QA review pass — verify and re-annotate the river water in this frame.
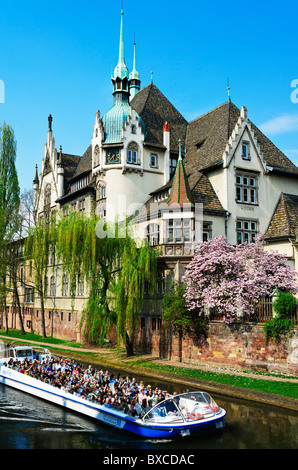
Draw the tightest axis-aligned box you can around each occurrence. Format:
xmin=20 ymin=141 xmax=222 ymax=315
xmin=0 ymin=365 xmax=297 ymax=451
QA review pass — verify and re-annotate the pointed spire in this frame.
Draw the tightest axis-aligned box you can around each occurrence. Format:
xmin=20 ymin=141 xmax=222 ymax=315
xmin=118 ymin=8 xmax=125 ymax=66
xmin=48 ymin=114 xmax=53 ymax=132
xmin=129 ymin=36 xmax=141 ymax=99
xmin=166 ymin=139 xmax=194 ymax=207
xmin=33 ymin=164 xmax=39 ymax=185
xmin=113 ymin=7 xmax=129 ymax=81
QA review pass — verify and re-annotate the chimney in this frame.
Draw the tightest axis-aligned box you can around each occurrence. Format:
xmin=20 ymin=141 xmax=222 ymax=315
xmin=163 ymin=121 xmax=170 ymax=184
xmin=57 ymin=146 xmax=64 ymax=198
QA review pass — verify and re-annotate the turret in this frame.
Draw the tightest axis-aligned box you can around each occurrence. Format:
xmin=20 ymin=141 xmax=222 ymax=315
xmin=129 ymin=41 xmax=141 ymax=100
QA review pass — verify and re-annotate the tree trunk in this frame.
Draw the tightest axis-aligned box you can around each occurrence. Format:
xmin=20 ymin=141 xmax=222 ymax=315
xmin=1 ymin=273 xmax=8 ymax=332
xmin=4 ymin=297 xmax=8 ymax=333
xmin=179 ymin=329 xmax=183 ymax=363
xmin=12 ymin=274 xmax=25 ymax=335
xmin=40 ymin=287 xmax=47 ymax=338
xmin=125 ymin=331 xmax=134 ymax=357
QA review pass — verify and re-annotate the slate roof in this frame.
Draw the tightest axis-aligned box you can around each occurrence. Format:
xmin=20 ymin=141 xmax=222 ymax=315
xmin=264 ymin=193 xmax=298 ymax=240
xmin=185 ymin=101 xmax=298 ymax=175
xmin=72 ymin=145 xmax=92 ymax=180
xmin=56 ymin=86 xmax=298 ymax=214
xmin=185 ymin=101 xmax=240 ymax=173
xmin=191 ymin=173 xmax=226 ymax=214
xmin=134 ymin=169 xmax=226 ymax=221
xmin=59 ymin=152 xmax=81 ymax=191
xmin=131 ymin=83 xmax=188 ymax=154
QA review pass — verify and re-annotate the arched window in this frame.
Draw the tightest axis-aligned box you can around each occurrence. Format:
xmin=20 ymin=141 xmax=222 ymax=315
xmin=44 ymin=184 xmax=51 ymax=206
xmin=146 ymin=223 xmax=160 ymax=246
xmin=97 ymin=181 xmax=106 ymax=200
xmin=94 ymin=145 xmax=100 ymax=167
xmin=44 ymin=184 xmax=51 ymax=222
xmin=127 ymin=142 xmax=139 ymax=165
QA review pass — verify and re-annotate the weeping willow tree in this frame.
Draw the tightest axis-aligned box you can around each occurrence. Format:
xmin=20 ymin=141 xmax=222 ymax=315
xmin=55 ymin=210 xmax=157 ymax=356
xmin=0 ymin=122 xmax=20 ymax=332
xmin=24 ymin=217 xmax=57 ymax=338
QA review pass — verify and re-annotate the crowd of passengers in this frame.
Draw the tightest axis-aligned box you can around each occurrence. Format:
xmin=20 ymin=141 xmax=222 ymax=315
xmin=4 ymin=356 xmax=177 ymax=418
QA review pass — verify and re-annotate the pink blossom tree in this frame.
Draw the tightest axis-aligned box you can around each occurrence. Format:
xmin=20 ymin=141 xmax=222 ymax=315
xmin=183 ymin=236 xmax=298 ymax=324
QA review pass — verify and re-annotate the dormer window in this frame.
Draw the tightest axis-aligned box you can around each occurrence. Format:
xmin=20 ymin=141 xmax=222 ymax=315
xmin=196 ymin=139 xmax=205 ymax=151
xmin=242 ymin=141 xmax=250 ymax=160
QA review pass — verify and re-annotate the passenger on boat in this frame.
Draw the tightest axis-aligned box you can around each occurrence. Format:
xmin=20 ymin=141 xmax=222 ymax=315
xmin=3 ymin=356 xmax=183 ymax=418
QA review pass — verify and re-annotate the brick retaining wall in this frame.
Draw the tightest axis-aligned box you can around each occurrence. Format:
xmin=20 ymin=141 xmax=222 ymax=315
xmin=136 ymin=320 xmax=298 ymax=376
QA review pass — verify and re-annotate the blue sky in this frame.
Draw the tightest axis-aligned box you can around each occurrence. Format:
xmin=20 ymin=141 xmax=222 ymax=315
xmin=1 ymin=0 xmax=298 ymax=191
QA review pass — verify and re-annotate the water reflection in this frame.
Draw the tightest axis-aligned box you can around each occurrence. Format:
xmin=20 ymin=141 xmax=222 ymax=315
xmin=0 ymin=370 xmax=297 ymax=449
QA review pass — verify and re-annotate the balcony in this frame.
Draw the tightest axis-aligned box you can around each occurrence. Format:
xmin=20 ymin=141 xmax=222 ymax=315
xmin=160 ymin=243 xmax=194 ymax=258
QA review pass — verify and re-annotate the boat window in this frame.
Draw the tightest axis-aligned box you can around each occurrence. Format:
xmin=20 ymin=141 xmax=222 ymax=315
xmin=16 ymin=349 xmax=33 ymax=358
xmin=143 ymin=399 xmax=184 ymax=423
xmin=173 ymin=392 xmax=220 ymax=420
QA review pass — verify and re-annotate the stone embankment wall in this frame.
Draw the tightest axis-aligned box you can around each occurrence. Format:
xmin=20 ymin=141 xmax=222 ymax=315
xmin=2 ymin=307 xmax=298 ymax=375
xmin=136 ymin=321 xmax=298 ymax=376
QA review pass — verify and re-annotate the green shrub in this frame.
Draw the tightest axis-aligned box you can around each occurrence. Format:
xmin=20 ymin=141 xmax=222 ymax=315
xmin=264 ymin=293 xmax=296 ymax=344
xmin=273 ymin=292 xmax=297 ymax=317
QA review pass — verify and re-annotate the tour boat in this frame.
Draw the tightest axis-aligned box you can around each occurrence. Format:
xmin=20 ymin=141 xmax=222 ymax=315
xmin=0 ymin=360 xmax=226 ymax=439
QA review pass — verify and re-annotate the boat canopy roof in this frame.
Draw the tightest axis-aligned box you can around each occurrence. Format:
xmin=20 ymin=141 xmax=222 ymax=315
xmin=143 ymin=391 xmax=221 ymax=424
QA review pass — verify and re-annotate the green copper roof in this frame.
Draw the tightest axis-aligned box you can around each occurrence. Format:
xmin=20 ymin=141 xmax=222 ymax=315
xmin=101 ymin=101 xmax=145 ymax=144
xmin=102 ymin=101 xmax=130 ymax=144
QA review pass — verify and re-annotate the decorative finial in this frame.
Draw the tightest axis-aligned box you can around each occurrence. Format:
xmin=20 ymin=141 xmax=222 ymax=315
xmin=48 ymin=114 xmax=53 ymax=131
xmin=227 ymin=77 xmax=231 ymax=102
xmin=178 ymin=139 xmax=182 ymax=161
xmin=133 ymin=34 xmax=137 ymax=71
